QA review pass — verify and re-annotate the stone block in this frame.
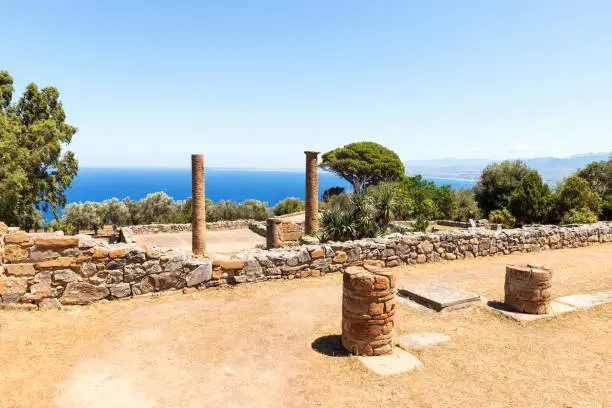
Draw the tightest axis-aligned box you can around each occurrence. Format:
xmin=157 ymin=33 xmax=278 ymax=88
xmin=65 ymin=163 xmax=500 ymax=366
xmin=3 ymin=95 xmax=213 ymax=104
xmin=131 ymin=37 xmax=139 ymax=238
xmin=399 ymin=282 xmax=480 ymax=312
xmin=110 ymin=283 xmax=132 ymax=298
xmin=332 ymin=251 xmax=348 ymax=263
xmin=5 ymin=232 xmax=30 ymax=244
xmin=91 ymin=248 xmax=109 ymax=259
xmin=398 ymin=332 xmax=450 ymax=349
xmin=109 ymin=248 xmax=127 ymax=259
xmin=39 ymin=298 xmax=61 ymax=310
xmin=34 ymin=236 xmax=79 ymax=249
xmin=5 ymin=263 xmax=36 ymax=277
xmin=4 ymin=245 xmax=29 ymax=263
xmin=221 ymin=259 xmax=245 ymax=270
xmin=36 ymin=257 xmax=75 ymax=269
xmin=186 ymin=261 xmax=213 ymax=287
xmin=357 ymin=348 xmax=423 ymax=376
xmin=53 ymin=269 xmax=79 ymax=284
xmin=61 ymin=282 xmax=109 ymax=305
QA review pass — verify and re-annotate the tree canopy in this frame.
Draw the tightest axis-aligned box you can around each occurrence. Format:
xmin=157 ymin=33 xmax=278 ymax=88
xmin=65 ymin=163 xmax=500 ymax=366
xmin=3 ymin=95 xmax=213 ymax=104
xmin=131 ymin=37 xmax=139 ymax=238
xmin=0 ymin=70 xmax=78 ymax=228
xmin=474 ymin=160 xmax=531 ymax=216
xmin=320 ymin=142 xmax=405 ymax=192
xmin=508 ymin=170 xmax=554 ymax=225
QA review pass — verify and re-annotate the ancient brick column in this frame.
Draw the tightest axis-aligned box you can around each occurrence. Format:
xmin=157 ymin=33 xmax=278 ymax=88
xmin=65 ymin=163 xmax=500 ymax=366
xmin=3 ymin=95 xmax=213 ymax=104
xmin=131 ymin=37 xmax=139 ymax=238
xmin=342 ymin=268 xmax=396 ymax=356
xmin=266 ymin=217 xmax=282 ymax=249
xmin=191 ymin=154 xmax=206 ymax=255
xmin=504 ymin=264 xmax=552 ymax=314
xmin=304 ymin=151 xmax=320 ymax=234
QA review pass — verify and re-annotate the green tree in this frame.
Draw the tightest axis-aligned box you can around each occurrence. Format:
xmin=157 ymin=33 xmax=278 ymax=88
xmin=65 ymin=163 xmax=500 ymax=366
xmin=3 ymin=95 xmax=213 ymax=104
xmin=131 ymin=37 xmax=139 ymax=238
xmin=322 ymin=186 xmax=345 ymax=202
xmin=555 ymin=175 xmax=602 ymax=222
xmin=273 ymin=197 xmax=305 ymax=216
xmin=453 ymin=188 xmax=481 ymax=221
xmin=0 ymin=70 xmax=78 ymax=228
xmin=576 ymin=160 xmax=612 ymax=220
xmin=103 ymin=198 xmax=131 ymax=226
xmin=508 ymin=170 xmax=554 ymax=225
xmin=488 ymin=208 xmax=516 ymax=229
xmin=320 ymin=142 xmax=405 ymax=192
xmin=474 ymin=160 xmax=530 ymax=216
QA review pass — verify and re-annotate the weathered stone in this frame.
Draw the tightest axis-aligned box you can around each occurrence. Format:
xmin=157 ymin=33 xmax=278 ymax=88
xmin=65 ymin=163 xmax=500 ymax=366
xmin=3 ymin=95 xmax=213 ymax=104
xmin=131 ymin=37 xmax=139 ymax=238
xmin=416 ymin=254 xmax=426 ymax=264
xmin=1 ymin=277 xmax=28 ymax=296
xmin=186 ymin=261 xmax=213 ymax=287
xmin=419 ymin=241 xmax=434 ymax=254
xmin=106 ymin=259 xmax=126 ymax=270
xmin=243 ymin=259 xmax=262 ymax=276
xmin=398 ymin=332 xmax=450 ymax=349
xmin=77 ymin=234 xmax=99 ymax=249
xmin=28 ymin=249 xmax=60 ymax=261
xmin=61 ymin=282 xmax=109 ymax=305
xmin=89 ymin=271 xmax=109 ymax=285
xmin=232 ymin=275 xmax=248 ymax=283
xmin=36 ymin=257 xmax=75 ymax=269
xmin=39 ymin=298 xmax=61 ymax=310
xmin=110 ymin=283 xmax=132 ymax=298
xmin=221 ymin=259 xmax=245 ymax=270
xmin=80 ymin=262 xmax=98 ymax=277
xmin=140 ymin=272 xmax=182 ymax=293
xmin=310 ymin=248 xmax=324 ymax=259
xmin=357 ymin=348 xmax=423 ymax=375
xmin=53 ymin=269 xmax=79 ymax=284
xmin=333 ymin=251 xmax=348 ymax=263
xmin=124 ymin=264 xmax=147 ymax=282
xmin=5 ymin=263 xmax=36 ymax=277
xmin=143 ymin=260 xmax=162 ymax=274
xmin=34 ymin=236 xmax=79 ymax=249
xmin=445 ymin=253 xmax=457 ymax=260
xmin=21 ymin=282 xmax=57 ymax=302
xmin=106 ymin=270 xmax=124 ymax=284
xmin=91 ymin=248 xmax=109 ymax=259
xmin=399 ymin=282 xmax=480 ymax=312
xmin=109 ymin=248 xmax=126 ymax=259
xmin=5 ymin=232 xmax=30 ymax=244
xmin=4 ymin=245 xmax=29 ymax=262
xmin=125 ymin=247 xmax=146 ymax=263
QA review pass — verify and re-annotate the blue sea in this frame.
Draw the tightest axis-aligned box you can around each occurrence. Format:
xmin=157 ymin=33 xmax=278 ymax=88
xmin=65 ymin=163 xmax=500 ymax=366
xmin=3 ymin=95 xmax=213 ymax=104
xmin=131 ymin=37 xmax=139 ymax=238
xmin=65 ymin=168 xmax=476 ymax=207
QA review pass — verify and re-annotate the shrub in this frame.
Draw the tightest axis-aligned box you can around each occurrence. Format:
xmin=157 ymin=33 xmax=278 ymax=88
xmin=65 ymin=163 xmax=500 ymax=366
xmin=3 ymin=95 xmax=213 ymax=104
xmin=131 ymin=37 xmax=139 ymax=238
xmin=273 ymin=197 xmax=305 ymax=216
xmin=488 ymin=208 xmax=516 ymax=229
xmin=508 ymin=170 xmax=554 ymax=225
xmin=554 ymin=176 xmax=602 ymax=222
xmin=413 ymin=215 xmax=429 ymax=232
xmin=561 ymin=208 xmax=598 ymax=225
xmin=322 ymin=186 xmax=345 ymax=202
xmin=453 ymin=188 xmax=481 ymax=221
xmin=236 ymin=199 xmax=269 ymax=220
xmin=474 ymin=160 xmax=531 ymax=216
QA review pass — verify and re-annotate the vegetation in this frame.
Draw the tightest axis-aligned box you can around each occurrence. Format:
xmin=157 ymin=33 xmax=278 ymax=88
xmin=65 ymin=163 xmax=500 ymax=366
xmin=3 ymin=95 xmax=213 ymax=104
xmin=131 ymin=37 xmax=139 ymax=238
xmin=273 ymin=197 xmax=305 ymax=216
xmin=508 ymin=171 xmax=554 ymax=225
xmin=320 ymin=142 xmax=405 ymax=192
xmin=554 ymin=176 xmax=602 ymax=223
xmin=453 ymin=188 xmax=481 ymax=221
xmin=321 ymin=186 xmax=345 ymax=202
xmin=488 ymin=208 xmax=516 ymax=229
xmin=575 ymin=159 xmax=612 ymax=220
xmin=0 ymin=70 xmax=78 ymax=229
xmin=474 ymin=160 xmax=531 ymax=216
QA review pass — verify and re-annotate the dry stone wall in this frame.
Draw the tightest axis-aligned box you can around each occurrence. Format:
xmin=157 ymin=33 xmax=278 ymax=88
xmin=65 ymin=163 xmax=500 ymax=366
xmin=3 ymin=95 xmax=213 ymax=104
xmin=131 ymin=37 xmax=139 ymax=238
xmin=126 ymin=220 xmax=253 ymax=235
xmin=0 ymin=222 xmax=611 ymax=308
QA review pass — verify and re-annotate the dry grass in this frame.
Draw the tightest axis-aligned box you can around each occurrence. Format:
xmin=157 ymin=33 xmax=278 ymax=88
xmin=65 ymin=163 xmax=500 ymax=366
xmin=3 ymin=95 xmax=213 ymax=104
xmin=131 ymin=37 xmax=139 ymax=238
xmin=0 ymin=244 xmax=611 ymax=408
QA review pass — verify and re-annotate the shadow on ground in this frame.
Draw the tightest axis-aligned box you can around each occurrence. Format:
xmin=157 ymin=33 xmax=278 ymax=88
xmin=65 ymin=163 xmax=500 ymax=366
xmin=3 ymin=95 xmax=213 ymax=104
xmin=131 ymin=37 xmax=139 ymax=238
xmin=311 ymin=335 xmax=350 ymax=357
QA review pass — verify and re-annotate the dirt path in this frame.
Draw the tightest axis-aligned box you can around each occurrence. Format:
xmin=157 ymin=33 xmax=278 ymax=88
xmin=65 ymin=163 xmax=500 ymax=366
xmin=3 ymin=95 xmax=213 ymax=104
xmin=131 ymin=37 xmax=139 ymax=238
xmin=1 ymin=244 xmax=611 ymax=408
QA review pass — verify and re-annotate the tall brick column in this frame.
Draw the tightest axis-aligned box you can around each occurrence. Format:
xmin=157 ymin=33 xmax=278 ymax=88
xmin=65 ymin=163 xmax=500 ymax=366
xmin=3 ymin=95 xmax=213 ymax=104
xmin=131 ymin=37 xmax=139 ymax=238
xmin=191 ymin=154 xmax=206 ymax=255
xmin=304 ymin=151 xmax=320 ymax=234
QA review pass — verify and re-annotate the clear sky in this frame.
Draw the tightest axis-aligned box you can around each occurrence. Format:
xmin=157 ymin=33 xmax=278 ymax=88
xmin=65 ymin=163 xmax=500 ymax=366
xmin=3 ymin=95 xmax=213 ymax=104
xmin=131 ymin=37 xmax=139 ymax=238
xmin=3 ymin=1 xmax=611 ymax=168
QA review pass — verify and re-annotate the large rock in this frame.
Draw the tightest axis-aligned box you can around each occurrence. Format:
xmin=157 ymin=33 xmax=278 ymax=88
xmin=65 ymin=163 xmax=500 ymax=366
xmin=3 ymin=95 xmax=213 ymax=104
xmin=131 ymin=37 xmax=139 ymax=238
xmin=34 ymin=236 xmax=79 ymax=249
xmin=4 ymin=245 xmax=29 ymax=262
xmin=61 ymin=282 xmax=109 ymax=305
xmin=110 ymin=283 xmax=132 ymax=298
xmin=186 ymin=261 xmax=213 ymax=287
xmin=5 ymin=263 xmax=36 ymax=277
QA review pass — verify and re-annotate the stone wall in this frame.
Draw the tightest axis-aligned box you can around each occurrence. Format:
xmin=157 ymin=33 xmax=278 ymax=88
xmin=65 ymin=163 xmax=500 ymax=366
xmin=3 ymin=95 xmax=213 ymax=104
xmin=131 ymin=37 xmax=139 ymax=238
xmin=127 ymin=220 xmax=253 ymax=235
xmin=1 ymin=222 xmax=611 ymax=308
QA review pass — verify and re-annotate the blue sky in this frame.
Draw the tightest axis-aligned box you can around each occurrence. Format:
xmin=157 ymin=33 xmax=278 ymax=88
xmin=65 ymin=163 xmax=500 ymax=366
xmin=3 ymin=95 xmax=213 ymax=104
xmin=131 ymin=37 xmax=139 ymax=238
xmin=3 ymin=1 xmax=611 ymax=168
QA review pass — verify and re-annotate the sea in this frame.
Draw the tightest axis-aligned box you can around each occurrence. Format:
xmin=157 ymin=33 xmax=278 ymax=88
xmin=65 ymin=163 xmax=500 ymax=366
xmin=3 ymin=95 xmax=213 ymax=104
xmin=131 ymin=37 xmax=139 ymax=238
xmin=64 ymin=168 xmax=476 ymax=207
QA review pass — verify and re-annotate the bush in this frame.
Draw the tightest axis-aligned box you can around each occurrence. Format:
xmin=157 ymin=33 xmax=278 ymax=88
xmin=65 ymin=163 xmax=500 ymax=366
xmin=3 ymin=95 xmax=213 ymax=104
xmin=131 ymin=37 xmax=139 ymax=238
xmin=236 ymin=199 xmax=269 ymax=220
xmin=474 ymin=160 xmax=531 ymax=216
xmin=561 ymin=208 xmax=598 ymax=225
xmin=508 ymin=170 xmax=554 ymax=225
xmin=488 ymin=208 xmax=516 ymax=229
xmin=273 ymin=197 xmax=305 ymax=216
xmin=413 ymin=216 xmax=429 ymax=232
xmin=322 ymin=186 xmax=345 ymax=202
xmin=453 ymin=188 xmax=480 ymax=221
xmin=554 ymin=176 xmax=601 ymax=222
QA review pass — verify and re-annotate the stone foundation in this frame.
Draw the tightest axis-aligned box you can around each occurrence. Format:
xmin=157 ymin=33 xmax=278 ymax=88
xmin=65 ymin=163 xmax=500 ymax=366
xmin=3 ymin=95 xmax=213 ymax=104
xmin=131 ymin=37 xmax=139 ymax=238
xmin=504 ymin=264 xmax=553 ymax=314
xmin=125 ymin=220 xmax=253 ymax=235
xmin=342 ymin=267 xmax=396 ymax=356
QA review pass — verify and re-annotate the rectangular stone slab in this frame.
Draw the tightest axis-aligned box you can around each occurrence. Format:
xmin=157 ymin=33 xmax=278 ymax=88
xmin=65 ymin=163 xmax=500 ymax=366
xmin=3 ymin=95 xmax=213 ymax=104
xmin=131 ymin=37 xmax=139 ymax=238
xmin=489 ymin=300 xmax=576 ymax=322
xmin=357 ymin=348 xmax=423 ymax=376
xmin=556 ymin=291 xmax=612 ymax=309
xmin=399 ymin=282 xmax=480 ymax=312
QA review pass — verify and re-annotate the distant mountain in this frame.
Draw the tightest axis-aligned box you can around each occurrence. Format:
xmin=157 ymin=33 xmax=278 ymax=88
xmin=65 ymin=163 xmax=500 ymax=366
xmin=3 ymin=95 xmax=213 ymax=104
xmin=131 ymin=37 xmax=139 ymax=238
xmin=404 ymin=153 xmax=610 ymax=184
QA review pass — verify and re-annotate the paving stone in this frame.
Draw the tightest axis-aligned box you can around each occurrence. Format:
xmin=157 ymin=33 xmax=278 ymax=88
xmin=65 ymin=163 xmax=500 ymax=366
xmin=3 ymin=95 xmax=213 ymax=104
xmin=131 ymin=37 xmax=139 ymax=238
xmin=398 ymin=332 xmax=450 ymax=349
xmin=399 ymin=282 xmax=480 ymax=312
xmin=396 ymin=296 xmax=435 ymax=314
xmin=357 ymin=347 xmax=423 ymax=376
xmin=556 ymin=291 xmax=612 ymax=309
xmin=488 ymin=300 xmax=576 ymax=322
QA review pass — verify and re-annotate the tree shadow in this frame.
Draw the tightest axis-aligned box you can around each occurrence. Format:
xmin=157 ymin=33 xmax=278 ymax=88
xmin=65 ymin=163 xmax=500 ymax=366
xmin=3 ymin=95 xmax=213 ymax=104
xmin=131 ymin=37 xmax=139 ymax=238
xmin=311 ymin=335 xmax=350 ymax=357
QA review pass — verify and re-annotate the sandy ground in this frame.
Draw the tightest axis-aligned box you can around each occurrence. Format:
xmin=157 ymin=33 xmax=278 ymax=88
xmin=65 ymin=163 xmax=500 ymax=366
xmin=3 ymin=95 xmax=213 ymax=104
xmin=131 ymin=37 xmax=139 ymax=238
xmin=134 ymin=229 xmax=265 ymax=257
xmin=1 ymin=244 xmax=611 ymax=408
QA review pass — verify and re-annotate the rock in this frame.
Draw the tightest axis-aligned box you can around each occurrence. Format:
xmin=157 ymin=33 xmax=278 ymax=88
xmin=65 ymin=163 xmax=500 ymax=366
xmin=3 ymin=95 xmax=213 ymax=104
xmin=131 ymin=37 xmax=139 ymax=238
xmin=53 ymin=269 xmax=79 ymax=284
xmin=445 ymin=253 xmax=457 ymax=260
xmin=124 ymin=264 xmax=147 ymax=282
xmin=80 ymin=262 xmax=98 ymax=277
xmin=109 ymin=248 xmax=126 ymax=258
xmin=106 ymin=258 xmax=126 ymax=270
xmin=39 ymin=298 xmax=61 ymax=310
xmin=4 ymin=245 xmax=29 ymax=262
xmin=5 ymin=263 xmax=36 ymax=277
xmin=34 ymin=236 xmax=79 ymax=249
xmin=186 ymin=261 xmax=213 ymax=287
xmin=91 ymin=248 xmax=109 ymax=259
xmin=5 ymin=232 xmax=30 ymax=244
xmin=333 ymin=251 xmax=348 ymax=263
xmin=416 ymin=254 xmax=426 ymax=264
xmin=143 ymin=260 xmax=162 ymax=274
xmin=119 ymin=227 xmax=136 ymax=244
xmin=419 ymin=241 xmax=434 ymax=254
xmin=36 ymin=257 xmax=75 ymax=269
xmin=243 ymin=259 xmax=262 ymax=276
xmin=299 ymin=235 xmax=320 ymax=245
xmin=106 ymin=270 xmax=124 ymax=284
xmin=2 ymin=277 xmax=28 ymax=296
xmin=29 ymin=249 xmax=61 ymax=261
xmin=232 ymin=275 xmax=248 ymax=284
xmin=110 ymin=283 xmax=132 ymax=298
xmin=77 ymin=234 xmax=100 ymax=249
xmin=125 ymin=247 xmax=146 ymax=263
xmin=140 ymin=272 xmax=182 ymax=293
xmin=221 ymin=259 xmax=245 ymax=270
xmin=61 ymin=282 xmax=109 ymax=305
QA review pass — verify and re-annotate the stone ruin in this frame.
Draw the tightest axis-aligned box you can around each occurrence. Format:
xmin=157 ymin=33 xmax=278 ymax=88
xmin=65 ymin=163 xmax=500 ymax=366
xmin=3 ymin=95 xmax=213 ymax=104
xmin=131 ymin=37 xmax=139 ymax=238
xmin=504 ymin=264 xmax=553 ymax=314
xmin=342 ymin=267 xmax=397 ymax=356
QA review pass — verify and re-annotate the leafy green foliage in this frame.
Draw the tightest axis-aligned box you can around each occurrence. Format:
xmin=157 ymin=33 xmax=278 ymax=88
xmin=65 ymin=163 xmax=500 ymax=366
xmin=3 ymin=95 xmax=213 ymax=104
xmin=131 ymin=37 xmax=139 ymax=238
xmin=508 ymin=171 xmax=554 ymax=225
xmin=392 ymin=176 xmax=455 ymax=221
xmin=453 ymin=188 xmax=481 ymax=221
xmin=474 ymin=161 xmax=531 ymax=216
xmin=0 ymin=70 xmax=78 ymax=229
xmin=321 ymin=186 xmax=345 ymax=202
xmin=413 ymin=216 xmax=429 ymax=232
xmin=205 ymin=199 xmax=269 ymax=222
xmin=575 ymin=160 xmax=612 ymax=220
xmin=320 ymin=142 xmax=405 ymax=192
xmin=560 ymin=207 xmax=598 ymax=225
xmin=488 ymin=208 xmax=516 ymax=229
xmin=554 ymin=175 xmax=602 ymax=223
xmin=272 ymin=197 xmax=305 ymax=216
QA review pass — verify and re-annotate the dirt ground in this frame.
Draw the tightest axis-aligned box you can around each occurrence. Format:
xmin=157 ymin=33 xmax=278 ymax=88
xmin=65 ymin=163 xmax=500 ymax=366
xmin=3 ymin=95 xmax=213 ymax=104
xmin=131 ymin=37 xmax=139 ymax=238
xmin=134 ymin=229 xmax=265 ymax=257
xmin=1 ymin=244 xmax=611 ymax=408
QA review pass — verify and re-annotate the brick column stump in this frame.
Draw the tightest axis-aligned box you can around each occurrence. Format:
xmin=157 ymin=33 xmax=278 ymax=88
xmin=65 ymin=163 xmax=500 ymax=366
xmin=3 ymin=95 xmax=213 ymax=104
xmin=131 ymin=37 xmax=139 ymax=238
xmin=504 ymin=264 xmax=552 ymax=314
xmin=342 ymin=268 xmax=397 ymax=356
xmin=304 ymin=151 xmax=320 ymax=234
xmin=266 ymin=218 xmax=283 ymax=249
xmin=191 ymin=154 xmax=206 ymax=255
